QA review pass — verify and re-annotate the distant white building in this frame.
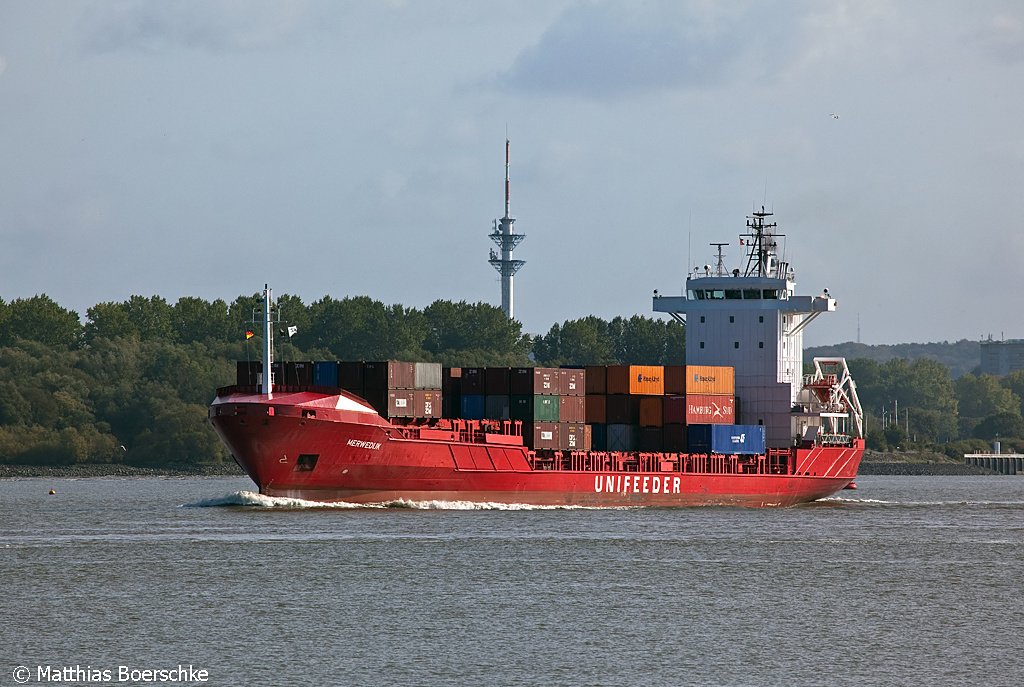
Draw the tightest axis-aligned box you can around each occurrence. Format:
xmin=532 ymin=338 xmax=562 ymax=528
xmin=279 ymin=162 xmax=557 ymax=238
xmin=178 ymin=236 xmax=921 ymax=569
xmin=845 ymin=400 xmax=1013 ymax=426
xmin=979 ymin=339 xmax=1024 ymax=376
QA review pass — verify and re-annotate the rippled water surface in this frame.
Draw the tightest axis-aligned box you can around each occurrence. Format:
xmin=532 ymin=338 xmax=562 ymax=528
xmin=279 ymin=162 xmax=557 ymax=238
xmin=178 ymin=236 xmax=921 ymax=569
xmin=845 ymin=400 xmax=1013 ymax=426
xmin=2 ymin=476 xmax=1022 ymax=686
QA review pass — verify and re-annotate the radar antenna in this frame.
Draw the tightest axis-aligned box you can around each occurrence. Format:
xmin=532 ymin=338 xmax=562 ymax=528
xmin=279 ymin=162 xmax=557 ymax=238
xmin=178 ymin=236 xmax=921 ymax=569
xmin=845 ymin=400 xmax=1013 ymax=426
xmin=710 ymin=243 xmax=729 ymax=276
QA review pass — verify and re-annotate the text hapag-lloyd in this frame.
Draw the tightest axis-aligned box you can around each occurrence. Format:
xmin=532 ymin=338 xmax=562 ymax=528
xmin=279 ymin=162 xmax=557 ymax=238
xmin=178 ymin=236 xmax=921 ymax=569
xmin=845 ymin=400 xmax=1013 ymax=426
xmin=636 ymin=374 xmax=661 ymax=383
xmin=594 ymin=474 xmax=681 ymax=494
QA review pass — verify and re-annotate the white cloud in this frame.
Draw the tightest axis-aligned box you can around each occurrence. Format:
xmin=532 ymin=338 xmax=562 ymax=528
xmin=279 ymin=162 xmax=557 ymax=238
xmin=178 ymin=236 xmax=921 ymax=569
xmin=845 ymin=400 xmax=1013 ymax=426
xmin=496 ymin=1 xmax=800 ymax=98
xmin=81 ymin=0 xmax=310 ymax=54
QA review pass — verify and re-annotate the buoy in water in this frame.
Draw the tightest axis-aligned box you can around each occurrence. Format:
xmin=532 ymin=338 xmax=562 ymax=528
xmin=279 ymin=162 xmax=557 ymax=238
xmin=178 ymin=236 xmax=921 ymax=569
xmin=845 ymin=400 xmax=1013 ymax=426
xmin=48 ymin=489 xmax=56 ymax=495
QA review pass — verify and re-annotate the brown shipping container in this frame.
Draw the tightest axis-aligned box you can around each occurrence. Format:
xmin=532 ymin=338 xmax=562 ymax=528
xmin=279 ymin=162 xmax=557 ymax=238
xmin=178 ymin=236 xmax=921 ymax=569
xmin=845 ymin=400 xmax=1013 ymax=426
xmin=531 ymin=422 xmax=561 ymax=451
xmin=388 ymin=390 xmax=416 ymax=418
xmin=686 ymin=365 xmax=735 ymax=396
xmin=686 ymin=394 xmax=735 ymax=424
xmin=485 ymin=367 xmax=511 ymax=395
xmin=533 ymin=367 xmax=561 ymax=395
xmin=638 ymin=396 xmax=664 ymax=427
xmin=414 ymin=390 xmax=442 ymax=418
xmin=559 ymin=369 xmax=585 ymax=396
xmin=585 ymin=365 xmax=607 ymax=395
xmin=605 ymin=395 xmax=639 ymax=424
xmin=561 ymin=423 xmax=592 ymax=451
xmin=605 ymin=366 xmax=630 ymax=395
xmin=460 ymin=367 xmax=486 ymax=395
xmin=364 ymin=361 xmax=414 ymax=390
xmin=663 ymin=395 xmax=686 ymax=424
xmin=585 ymin=395 xmax=607 ymax=424
xmin=664 ymin=366 xmax=686 ymax=394
xmin=559 ymin=395 xmax=586 ymax=423
xmin=663 ymin=424 xmax=687 ymax=452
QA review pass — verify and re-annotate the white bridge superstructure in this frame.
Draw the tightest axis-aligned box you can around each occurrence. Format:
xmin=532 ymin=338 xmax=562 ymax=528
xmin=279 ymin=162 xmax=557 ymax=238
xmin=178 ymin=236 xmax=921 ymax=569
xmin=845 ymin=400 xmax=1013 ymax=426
xmin=653 ymin=208 xmax=861 ymax=448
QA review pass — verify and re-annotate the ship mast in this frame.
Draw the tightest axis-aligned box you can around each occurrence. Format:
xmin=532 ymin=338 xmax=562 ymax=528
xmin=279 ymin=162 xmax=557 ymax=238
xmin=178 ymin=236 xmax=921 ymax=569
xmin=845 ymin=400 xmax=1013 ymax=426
xmin=262 ymin=284 xmax=274 ymax=395
xmin=488 ymin=139 xmax=525 ymax=319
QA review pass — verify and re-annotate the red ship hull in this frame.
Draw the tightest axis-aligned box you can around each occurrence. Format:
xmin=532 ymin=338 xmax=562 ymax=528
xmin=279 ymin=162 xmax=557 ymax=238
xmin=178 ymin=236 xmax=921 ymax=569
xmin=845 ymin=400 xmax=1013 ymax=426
xmin=210 ymin=389 xmax=863 ymax=508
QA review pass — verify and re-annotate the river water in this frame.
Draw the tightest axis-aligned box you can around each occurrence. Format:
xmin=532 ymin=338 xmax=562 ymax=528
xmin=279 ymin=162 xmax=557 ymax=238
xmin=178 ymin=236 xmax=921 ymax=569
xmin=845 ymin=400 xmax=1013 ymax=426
xmin=1 ymin=475 xmax=1022 ymax=686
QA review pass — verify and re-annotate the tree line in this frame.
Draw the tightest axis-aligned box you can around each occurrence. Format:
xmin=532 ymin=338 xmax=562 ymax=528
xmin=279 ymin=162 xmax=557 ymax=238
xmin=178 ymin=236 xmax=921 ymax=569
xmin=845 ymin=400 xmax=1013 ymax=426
xmin=0 ymin=293 xmax=683 ymax=466
xmin=0 ymin=293 xmax=1020 ymax=466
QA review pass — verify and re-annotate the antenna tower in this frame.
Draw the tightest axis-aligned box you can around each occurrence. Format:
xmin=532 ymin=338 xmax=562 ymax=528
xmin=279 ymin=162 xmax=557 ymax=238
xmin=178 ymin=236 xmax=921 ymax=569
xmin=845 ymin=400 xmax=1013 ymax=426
xmin=488 ymin=139 xmax=525 ymax=319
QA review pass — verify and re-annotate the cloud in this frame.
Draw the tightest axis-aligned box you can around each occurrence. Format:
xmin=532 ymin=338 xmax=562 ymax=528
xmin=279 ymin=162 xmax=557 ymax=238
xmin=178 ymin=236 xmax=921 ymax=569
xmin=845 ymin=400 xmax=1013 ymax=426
xmin=969 ymin=12 xmax=1024 ymax=63
xmin=81 ymin=0 xmax=309 ymax=54
xmin=495 ymin=1 xmax=800 ymax=98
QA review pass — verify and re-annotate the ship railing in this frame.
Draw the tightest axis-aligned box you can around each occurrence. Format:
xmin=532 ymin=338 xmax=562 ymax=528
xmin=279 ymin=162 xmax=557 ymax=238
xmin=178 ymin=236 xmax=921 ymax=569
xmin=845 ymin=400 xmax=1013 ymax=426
xmin=816 ymin=433 xmax=854 ymax=447
xmin=528 ymin=450 xmax=790 ymax=476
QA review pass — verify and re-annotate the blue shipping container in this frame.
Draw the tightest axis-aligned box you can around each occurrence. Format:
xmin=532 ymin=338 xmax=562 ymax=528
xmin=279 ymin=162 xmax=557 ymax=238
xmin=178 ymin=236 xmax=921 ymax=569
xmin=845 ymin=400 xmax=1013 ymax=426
xmin=313 ymin=361 xmax=339 ymax=387
xmin=687 ymin=424 xmax=765 ymax=455
xmin=460 ymin=394 xmax=486 ymax=420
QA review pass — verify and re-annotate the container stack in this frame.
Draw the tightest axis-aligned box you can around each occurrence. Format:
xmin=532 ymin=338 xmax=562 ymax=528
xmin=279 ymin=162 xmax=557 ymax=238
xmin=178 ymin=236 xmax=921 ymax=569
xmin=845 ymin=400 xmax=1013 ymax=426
xmin=442 ymin=366 xmax=589 ymax=451
xmin=303 ymin=360 xmax=443 ymax=419
xmin=585 ymin=364 xmax=736 ymax=452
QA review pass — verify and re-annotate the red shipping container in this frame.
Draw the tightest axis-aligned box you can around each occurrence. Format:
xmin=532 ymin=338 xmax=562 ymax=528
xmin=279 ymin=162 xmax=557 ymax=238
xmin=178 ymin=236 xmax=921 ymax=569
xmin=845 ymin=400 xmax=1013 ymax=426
xmin=585 ymin=366 xmax=607 ymax=395
xmin=663 ymin=395 xmax=687 ymax=424
xmin=638 ymin=396 xmax=664 ymax=427
xmin=559 ymin=395 xmax=585 ymax=423
xmin=586 ymin=395 xmax=607 ymax=424
xmin=686 ymin=394 xmax=735 ymax=424
xmin=558 ymin=369 xmax=585 ymax=396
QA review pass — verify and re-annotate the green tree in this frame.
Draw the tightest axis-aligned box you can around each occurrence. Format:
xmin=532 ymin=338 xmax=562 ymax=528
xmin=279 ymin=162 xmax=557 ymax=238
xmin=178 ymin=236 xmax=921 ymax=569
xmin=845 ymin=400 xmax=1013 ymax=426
xmin=972 ymin=412 xmax=1024 ymax=441
xmin=955 ymin=374 xmax=1020 ymax=418
xmin=173 ymin=297 xmax=234 ymax=344
xmin=1 ymin=295 xmax=82 ymax=348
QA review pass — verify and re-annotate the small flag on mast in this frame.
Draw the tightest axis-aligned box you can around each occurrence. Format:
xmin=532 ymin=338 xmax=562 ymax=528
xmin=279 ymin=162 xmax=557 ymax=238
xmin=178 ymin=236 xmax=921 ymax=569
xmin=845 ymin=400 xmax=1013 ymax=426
xmin=287 ymin=325 xmax=298 ymax=338
xmin=245 ymin=330 xmax=254 ymax=339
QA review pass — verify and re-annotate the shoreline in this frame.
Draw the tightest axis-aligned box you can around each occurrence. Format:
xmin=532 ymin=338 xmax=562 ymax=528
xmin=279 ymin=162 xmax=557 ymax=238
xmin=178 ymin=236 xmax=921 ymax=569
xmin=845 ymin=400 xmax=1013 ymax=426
xmin=0 ymin=463 xmax=246 ymax=479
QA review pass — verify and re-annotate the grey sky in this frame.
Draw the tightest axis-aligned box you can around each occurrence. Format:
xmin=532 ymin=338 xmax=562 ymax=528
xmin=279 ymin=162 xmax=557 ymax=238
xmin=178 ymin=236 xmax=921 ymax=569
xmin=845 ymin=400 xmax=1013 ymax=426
xmin=1 ymin=1 xmax=1022 ymax=346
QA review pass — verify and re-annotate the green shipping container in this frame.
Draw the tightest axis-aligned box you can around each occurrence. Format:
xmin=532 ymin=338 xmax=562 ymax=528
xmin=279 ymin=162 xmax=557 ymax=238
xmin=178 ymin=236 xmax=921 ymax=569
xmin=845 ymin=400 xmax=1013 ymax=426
xmin=510 ymin=394 xmax=561 ymax=422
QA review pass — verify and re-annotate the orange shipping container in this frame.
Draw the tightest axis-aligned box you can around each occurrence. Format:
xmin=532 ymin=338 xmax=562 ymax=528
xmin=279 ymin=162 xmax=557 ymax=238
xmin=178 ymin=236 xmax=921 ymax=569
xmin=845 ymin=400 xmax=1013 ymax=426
xmin=685 ymin=365 xmax=734 ymax=396
xmin=607 ymin=365 xmax=665 ymax=395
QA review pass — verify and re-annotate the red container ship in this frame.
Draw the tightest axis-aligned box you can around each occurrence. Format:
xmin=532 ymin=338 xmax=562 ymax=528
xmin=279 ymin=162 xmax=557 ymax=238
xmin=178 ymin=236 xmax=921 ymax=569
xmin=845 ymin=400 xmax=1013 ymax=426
xmin=210 ymin=209 xmax=864 ymax=507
